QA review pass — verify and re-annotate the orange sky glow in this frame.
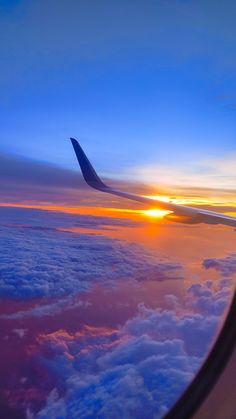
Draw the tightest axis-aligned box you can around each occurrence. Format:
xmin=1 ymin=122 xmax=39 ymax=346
xmin=1 ymin=188 xmax=236 ymax=219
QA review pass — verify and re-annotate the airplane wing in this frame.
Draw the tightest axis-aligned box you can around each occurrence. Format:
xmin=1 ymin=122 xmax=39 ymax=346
xmin=70 ymin=138 xmax=236 ymax=228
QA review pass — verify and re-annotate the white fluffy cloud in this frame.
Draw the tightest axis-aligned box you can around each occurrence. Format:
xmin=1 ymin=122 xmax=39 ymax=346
xmin=1 ymin=206 xmax=235 ymax=418
xmin=0 ymin=207 xmax=183 ymax=300
xmin=30 ymin=278 xmax=232 ymax=419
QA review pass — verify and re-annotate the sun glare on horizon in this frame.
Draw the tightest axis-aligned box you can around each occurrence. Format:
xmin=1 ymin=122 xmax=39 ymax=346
xmin=142 ymin=209 xmax=172 ymax=218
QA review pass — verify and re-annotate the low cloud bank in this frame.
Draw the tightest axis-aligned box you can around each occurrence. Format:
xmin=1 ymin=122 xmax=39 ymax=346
xmin=1 ymin=207 xmax=235 ymax=418
xmin=30 ymin=277 xmax=232 ymax=418
xmin=0 ymin=208 xmax=182 ymax=300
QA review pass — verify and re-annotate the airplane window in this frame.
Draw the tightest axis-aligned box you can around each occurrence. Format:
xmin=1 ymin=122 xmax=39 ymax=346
xmin=0 ymin=2 xmax=236 ymax=419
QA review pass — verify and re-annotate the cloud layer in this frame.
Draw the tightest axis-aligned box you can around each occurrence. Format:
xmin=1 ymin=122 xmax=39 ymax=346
xmin=0 ymin=206 xmax=235 ymax=418
xmin=0 ymin=207 xmax=182 ymax=300
xmin=31 ymin=279 xmax=232 ymax=419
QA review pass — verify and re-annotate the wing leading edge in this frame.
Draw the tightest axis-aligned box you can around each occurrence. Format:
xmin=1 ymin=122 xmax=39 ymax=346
xmin=70 ymin=138 xmax=236 ymax=228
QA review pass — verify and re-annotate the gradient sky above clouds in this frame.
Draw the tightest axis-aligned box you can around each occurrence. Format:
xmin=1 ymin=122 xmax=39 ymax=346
xmin=0 ymin=0 xmax=236 ymax=191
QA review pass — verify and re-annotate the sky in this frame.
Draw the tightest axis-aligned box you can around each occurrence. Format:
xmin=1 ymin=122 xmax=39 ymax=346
xmin=0 ymin=0 xmax=236 ymax=194
xmin=1 ymin=1 xmax=236 ymax=418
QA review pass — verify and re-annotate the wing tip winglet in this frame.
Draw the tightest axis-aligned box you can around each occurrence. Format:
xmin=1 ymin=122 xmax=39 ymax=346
xmin=70 ymin=137 xmax=107 ymax=191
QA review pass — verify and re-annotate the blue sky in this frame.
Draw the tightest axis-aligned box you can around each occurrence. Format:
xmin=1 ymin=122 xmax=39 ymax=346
xmin=0 ymin=0 xmax=236 ymax=185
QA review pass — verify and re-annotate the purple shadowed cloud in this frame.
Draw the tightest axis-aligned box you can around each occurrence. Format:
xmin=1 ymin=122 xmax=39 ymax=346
xmin=0 ymin=152 xmax=88 ymax=206
xmin=0 ymin=152 xmax=149 ymax=207
xmin=0 ymin=153 xmax=84 ymax=189
xmin=31 ymin=279 xmax=231 ymax=418
xmin=203 ymin=254 xmax=236 ymax=276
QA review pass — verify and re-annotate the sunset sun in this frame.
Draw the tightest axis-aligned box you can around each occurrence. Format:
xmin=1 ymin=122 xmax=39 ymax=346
xmin=143 ymin=209 xmax=172 ymax=218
